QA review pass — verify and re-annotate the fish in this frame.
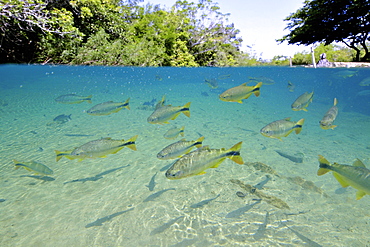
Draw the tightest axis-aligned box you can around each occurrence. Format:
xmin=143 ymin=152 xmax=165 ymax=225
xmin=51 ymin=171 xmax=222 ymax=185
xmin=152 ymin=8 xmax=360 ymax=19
xmin=145 ymin=172 xmax=158 ymax=191
xmin=86 ymin=98 xmax=130 ymax=116
xmin=55 ymin=135 xmax=137 ymax=161
xmin=204 ymin=78 xmax=219 ymax=89
xmin=319 ymin=98 xmax=338 ymax=130
xmin=217 ymin=74 xmax=231 ymax=80
xmin=333 ymin=70 xmax=357 ymax=78
xmin=356 ymin=90 xmax=370 ymax=96
xmin=190 ymin=194 xmax=220 ymax=209
xmin=248 ymin=76 xmax=275 ymax=85
xmin=219 ymin=82 xmax=262 ymax=103
xmin=359 ymin=77 xmax=370 ymax=86
xmin=85 ymin=207 xmax=134 ymax=228
xmin=157 ymin=136 xmax=205 ymax=160
xmin=53 ymin=114 xmax=72 ymax=124
xmin=165 ymin=141 xmax=244 ymax=180
xmin=46 ymin=114 xmax=72 ymax=126
xmin=317 ymin=155 xmax=370 ymax=200
xmin=13 ymin=160 xmax=53 ymax=176
xmin=55 ymin=94 xmax=92 ymax=104
xmin=291 ymin=92 xmax=314 ymax=111
xmin=260 ymin=117 xmax=305 ymax=141
xmin=287 ymin=81 xmax=296 ymax=92
xmin=164 ymin=126 xmax=185 ymax=139
xmin=147 ymin=102 xmax=191 ymax=124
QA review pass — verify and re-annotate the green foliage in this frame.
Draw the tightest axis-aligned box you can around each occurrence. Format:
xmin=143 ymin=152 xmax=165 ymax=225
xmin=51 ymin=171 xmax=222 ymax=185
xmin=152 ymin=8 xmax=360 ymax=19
xmin=279 ymin=0 xmax=370 ymax=62
xmin=291 ymin=43 xmax=357 ymax=65
xmin=1 ymin=0 xmax=246 ymax=66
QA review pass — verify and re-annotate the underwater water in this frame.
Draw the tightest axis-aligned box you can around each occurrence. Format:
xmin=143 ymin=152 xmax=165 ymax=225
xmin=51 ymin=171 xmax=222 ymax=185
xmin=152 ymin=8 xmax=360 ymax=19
xmin=0 ymin=64 xmax=369 ymax=246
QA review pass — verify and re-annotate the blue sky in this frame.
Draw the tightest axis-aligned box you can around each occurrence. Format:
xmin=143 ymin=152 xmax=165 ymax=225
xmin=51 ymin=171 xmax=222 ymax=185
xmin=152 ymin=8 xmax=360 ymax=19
xmin=142 ymin=0 xmax=309 ymax=60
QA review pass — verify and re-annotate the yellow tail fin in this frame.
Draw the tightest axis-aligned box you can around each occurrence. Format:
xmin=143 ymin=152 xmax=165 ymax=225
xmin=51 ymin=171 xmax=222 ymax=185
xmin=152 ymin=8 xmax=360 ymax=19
xmin=181 ymin=102 xmax=191 ymax=117
xmin=124 ymin=97 xmax=130 ymax=110
xmin=54 ymin=150 xmax=73 ymax=162
xmin=227 ymin=141 xmax=244 ymax=164
xmin=317 ymin=155 xmax=331 ymax=175
xmin=86 ymin=95 xmax=93 ymax=104
xmin=253 ymin=82 xmax=263 ymax=97
xmin=125 ymin=135 xmax=138 ymax=151
xmin=294 ymin=118 xmax=305 ymax=134
xmin=195 ymin=136 xmax=205 ymax=148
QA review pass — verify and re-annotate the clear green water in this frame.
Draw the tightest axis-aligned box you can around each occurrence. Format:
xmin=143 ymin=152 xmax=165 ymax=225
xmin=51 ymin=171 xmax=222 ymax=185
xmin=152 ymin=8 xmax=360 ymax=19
xmin=0 ymin=64 xmax=369 ymax=246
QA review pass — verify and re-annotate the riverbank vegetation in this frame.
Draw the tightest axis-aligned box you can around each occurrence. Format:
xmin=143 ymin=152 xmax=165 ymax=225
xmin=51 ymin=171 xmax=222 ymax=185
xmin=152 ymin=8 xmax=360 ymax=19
xmin=1 ymin=0 xmax=368 ymax=66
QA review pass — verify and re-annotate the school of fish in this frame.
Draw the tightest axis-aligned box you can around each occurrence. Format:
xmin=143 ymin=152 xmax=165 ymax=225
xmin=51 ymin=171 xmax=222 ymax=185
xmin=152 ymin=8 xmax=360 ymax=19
xmin=12 ymin=71 xmax=369 ymax=210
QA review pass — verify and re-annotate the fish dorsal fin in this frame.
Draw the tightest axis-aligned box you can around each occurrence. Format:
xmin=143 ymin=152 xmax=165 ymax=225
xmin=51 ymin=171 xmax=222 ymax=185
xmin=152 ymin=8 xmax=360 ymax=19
xmin=352 ymin=159 xmax=366 ymax=168
xmin=179 ymin=138 xmax=186 ymax=142
xmin=198 ymin=146 xmax=210 ymax=151
xmin=241 ymin=83 xmax=248 ymax=86
xmin=283 ymin=117 xmax=291 ymax=121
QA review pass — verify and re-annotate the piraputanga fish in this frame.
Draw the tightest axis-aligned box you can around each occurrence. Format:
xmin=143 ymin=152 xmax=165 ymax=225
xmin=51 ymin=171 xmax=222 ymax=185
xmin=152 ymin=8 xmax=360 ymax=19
xmin=164 ymin=126 xmax=185 ymax=139
xmin=219 ymin=82 xmax=262 ymax=103
xmin=260 ymin=117 xmax=305 ymax=141
xmin=205 ymin=78 xmax=219 ymax=89
xmin=318 ymin=155 xmax=370 ymax=200
xmin=319 ymin=98 xmax=338 ymax=130
xmin=55 ymin=135 xmax=137 ymax=161
xmin=13 ymin=160 xmax=53 ymax=176
xmin=87 ymin=98 xmax=130 ymax=116
xmin=248 ymin=76 xmax=275 ymax=85
xmin=291 ymin=92 xmax=314 ymax=111
xmin=287 ymin=81 xmax=295 ymax=92
xmin=157 ymin=136 xmax=205 ymax=160
xmin=147 ymin=102 xmax=191 ymax=124
xmin=53 ymin=114 xmax=72 ymax=124
xmin=333 ymin=70 xmax=357 ymax=79
xmin=165 ymin=141 xmax=243 ymax=179
xmin=55 ymin=94 xmax=92 ymax=104
xmin=359 ymin=77 xmax=370 ymax=86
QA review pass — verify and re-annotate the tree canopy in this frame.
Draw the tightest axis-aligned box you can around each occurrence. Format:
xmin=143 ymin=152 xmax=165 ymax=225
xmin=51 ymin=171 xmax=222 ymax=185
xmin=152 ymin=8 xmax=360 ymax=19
xmin=279 ymin=0 xmax=370 ymax=62
xmin=0 ymin=0 xmax=243 ymax=66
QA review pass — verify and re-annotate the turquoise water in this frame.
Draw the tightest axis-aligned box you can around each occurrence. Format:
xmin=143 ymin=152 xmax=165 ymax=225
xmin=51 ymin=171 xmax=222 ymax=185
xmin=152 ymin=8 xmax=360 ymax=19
xmin=0 ymin=64 xmax=369 ymax=246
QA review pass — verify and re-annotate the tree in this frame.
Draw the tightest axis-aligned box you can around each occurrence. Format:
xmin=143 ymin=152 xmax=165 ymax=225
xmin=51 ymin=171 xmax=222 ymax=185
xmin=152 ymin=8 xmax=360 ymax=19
xmin=0 ymin=0 xmax=79 ymax=63
xmin=173 ymin=0 xmax=242 ymax=66
xmin=291 ymin=43 xmax=355 ymax=65
xmin=278 ymin=0 xmax=370 ymax=61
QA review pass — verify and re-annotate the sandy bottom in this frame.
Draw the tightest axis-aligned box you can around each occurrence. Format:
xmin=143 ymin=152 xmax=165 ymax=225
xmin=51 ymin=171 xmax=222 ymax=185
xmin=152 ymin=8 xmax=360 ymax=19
xmin=0 ymin=76 xmax=370 ymax=247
